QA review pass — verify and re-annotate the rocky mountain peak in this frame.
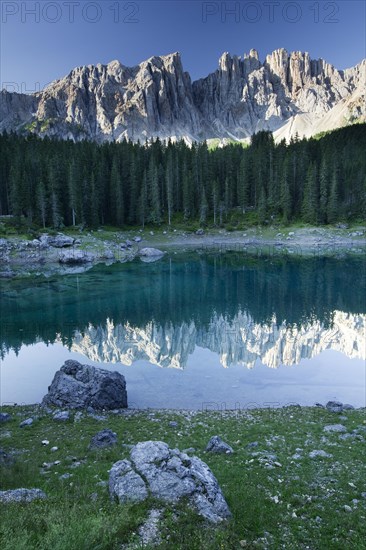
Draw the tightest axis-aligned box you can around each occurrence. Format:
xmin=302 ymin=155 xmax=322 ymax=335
xmin=1 ymin=48 xmax=365 ymax=143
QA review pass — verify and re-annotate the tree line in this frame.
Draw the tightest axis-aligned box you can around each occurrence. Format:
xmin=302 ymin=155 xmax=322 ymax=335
xmin=0 ymin=124 xmax=365 ymax=229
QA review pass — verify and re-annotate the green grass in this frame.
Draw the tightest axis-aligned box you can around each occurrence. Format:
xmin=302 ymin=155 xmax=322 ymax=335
xmin=1 ymin=406 xmax=365 ymax=549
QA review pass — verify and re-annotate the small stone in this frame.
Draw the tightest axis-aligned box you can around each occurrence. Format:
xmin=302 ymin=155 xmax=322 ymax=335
xmin=246 ymin=441 xmax=259 ymax=448
xmin=20 ymin=418 xmax=33 ymax=428
xmin=309 ymin=450 xmax=332 ymax=459
xmin=59 ymin=473 xmax=72 ymax=480
xmin=0 ymin=413 xmax=11 ymax=423
xmin=343 ymin=505 xmax=352 ymax=513
xmin=53 ymin=411 xmax=70 ymax=422
xmin=206 ymin=435 xmax=234 ymax=454
xmin=50 ymin=447 xmax=58 ymax=452
xmin=41 ymin=440 xmax=50 ymax=446
xmin=323 ymin=424 xmax=347 ymax=433
xmin=89 ymin=429 xmax=117 ymax=450
xmin=169 ymin=421 xmax=178 ymax=428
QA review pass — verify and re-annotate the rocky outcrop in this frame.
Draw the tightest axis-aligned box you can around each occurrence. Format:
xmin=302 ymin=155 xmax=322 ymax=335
xmin=1 ymin=49 xmax=364 ymax=143
xmin=109 ymin=441 xmax=231 ymax=523
xmin=42 ymin=360 xmax=127 ymax=410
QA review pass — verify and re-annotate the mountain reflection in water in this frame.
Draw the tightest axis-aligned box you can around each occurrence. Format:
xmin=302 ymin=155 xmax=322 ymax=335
xmin=1 ymin=254 xmax=365 ymax=370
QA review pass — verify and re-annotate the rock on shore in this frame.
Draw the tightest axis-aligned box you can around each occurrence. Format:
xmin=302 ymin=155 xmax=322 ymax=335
xmin=109 ymin=440 xmax=231 ymax=523
xmin=42 ymin=360 xmax=127 ymax=410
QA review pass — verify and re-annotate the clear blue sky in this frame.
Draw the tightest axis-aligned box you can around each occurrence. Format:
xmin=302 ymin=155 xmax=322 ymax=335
xmin=1 ymin=0 xmax=365 ymax=92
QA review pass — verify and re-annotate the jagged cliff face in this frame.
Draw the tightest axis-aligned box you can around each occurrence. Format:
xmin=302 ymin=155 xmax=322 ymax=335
xmin=69 ymin=311 xmax=366 ymax=370
xmin=1 ymin=48 xmax=365 ymax=143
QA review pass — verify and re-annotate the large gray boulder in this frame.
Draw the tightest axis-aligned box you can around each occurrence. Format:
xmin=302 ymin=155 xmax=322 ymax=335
xmin=109 ymin=441 xmax=231 ymax=524
xmin=59 ymin=250 xmax=95 ymax=264
xmin=42 ymin=360 xmax=127 ymax=410
xmin=39 ymin=234 xmax=74 ymax=248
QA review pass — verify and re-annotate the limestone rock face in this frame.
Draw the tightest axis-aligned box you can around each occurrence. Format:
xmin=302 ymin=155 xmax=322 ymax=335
xmin=1 ymin=49 xmax=365 ymax=143
xmin=109 ymin=441 xmax=231 ymax=523
xmin=42 ymin=360 xmax=127 ymax=410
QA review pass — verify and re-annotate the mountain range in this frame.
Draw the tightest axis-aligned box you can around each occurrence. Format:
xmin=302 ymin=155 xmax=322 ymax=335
xmin=1 ymin=48 xmax=365 ymax=144
xmin=69 ymin=310 xmax=366 ymax=370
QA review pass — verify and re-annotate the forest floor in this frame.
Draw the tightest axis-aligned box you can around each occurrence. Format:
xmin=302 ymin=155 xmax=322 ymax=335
xmin=0 ymin=223 xmax=365 ymax=279
xmin=1 ymin=404 xmax=365 ymax=550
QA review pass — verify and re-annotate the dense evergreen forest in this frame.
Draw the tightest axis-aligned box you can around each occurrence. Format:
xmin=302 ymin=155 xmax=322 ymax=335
xmin=0 ymin=124 xmax=365 ymax=229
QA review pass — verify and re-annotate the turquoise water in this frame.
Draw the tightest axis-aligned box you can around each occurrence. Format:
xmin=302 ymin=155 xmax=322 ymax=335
xmin=1 ymin=253 xmax=365 ymax=408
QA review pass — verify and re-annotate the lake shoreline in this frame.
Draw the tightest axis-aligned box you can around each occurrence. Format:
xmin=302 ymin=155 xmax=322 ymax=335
xmin=1 ymin=224 xmax=365 ymax=279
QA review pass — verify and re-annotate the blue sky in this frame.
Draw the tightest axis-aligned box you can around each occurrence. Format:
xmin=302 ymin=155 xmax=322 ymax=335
xmin=1 ymin=0 xmax=365 ymax=92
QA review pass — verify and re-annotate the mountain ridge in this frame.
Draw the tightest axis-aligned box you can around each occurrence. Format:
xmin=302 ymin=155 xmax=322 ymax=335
xmin=1 ymin=48 xmax=365 ymax=144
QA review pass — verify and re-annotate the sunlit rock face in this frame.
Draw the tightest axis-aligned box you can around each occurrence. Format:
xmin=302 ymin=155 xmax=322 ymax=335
xmin=1 ymin=49 xmax=365 ymax=143
xmin=69 ymin=311 xmax=366 ymax=370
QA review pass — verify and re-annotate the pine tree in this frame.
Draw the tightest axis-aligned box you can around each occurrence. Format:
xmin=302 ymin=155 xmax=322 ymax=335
xmin=280 ymin=157 xmax=292 ymax=224
xmin=327 ymin=167 xmax=340 ymax=224
xmin=302 ymin=163 xmax=318 ymax=224
xmin=165 ymin=151 xmax=174 ymax=226
xmin=36 ymin=180 xmax=47 ymax=229
xmin=319 ymin=157 xmax=329 ymax=224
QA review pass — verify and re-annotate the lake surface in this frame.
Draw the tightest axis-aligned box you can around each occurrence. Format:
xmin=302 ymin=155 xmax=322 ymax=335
xmin=1 ymin=253 xmax=365 ymax=409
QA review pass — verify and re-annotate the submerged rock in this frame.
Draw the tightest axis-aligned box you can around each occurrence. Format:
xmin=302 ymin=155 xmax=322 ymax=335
xmin=0 ymin=488 xmax=47 ymax=503
xmin=138 ymin=247 xmax=165 ymax=257
xmin=109 ymin=440 xmax=231 ymax=523
xmin=42 ymin=360 xmax=127 ymax=410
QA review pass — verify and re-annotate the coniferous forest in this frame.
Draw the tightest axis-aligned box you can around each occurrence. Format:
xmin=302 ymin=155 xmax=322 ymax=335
xmin=0 ymin=124 xmax=365 ymax=230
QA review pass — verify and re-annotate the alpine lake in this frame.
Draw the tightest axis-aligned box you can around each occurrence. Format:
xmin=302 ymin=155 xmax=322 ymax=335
xmin=1 ymin=250 xmax=365 ymax=410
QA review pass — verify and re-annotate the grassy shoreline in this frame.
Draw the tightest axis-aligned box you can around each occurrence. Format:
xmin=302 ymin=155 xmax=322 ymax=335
xmin=1 ymin=404 xmax=365 ymax=549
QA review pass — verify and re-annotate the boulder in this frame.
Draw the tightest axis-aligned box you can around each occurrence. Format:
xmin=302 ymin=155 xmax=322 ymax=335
xmin=89 ymin=429 xmax=118 ymax=450
xmin=59 ymin=250 xmax=95 ymax=264
xmin=326 ymin=400 xmax=343 ymax=413
xmin=109 ymin=441 xmax=231 ymax=523
xmin=133 ymin=236 xmax=142 ymax=242
xmin=206 ymin=436 xmax=233 ymax=454
xmin=0 ymin=488 xmax=47 ymax=503
xmin=42 ymin=360 xmax=127 ymax=410
xmin=39 ymin=234 xmax=74 ymax=248
xmin=138 ymin=248 xmax=165 ymax=257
